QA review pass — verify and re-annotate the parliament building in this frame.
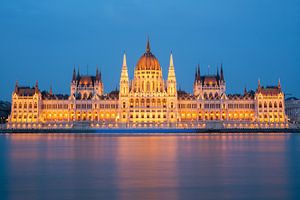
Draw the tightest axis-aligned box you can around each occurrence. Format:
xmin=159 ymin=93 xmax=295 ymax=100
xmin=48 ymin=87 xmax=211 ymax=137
xmin=7 ymin=40 xmax=289 ymax=129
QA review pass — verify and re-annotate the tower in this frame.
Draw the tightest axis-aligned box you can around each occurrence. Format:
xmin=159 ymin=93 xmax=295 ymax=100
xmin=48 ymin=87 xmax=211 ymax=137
xmin=95 ymin=67 xmax=104 ymax=96
xmin=119 ymin=53 xmax=129 ymax=96
xmin=70 ymin=66 xmax=77 ymax=96
xmin=118 ymin=52 xmax=130 ymax=123
xmin=167 ymin=52 xmax=178 ymax=123
xmin=193 ymin=64 xmax=201 ymax=96
xmin=167 ymin=52 xmax=177 ymax=96
xmin=219 ymin=64 xmax=226 ymax=95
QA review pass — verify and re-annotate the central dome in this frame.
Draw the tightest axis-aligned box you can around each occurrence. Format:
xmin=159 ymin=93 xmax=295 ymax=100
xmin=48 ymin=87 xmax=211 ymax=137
xmin=136 ymin=40 xmax=161 ymax=71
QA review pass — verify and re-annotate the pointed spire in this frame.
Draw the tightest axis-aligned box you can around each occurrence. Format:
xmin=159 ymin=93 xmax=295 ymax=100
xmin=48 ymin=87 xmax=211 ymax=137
xmin=197 ymin=64 xmax=201 ymax=81
xmin=120 ymin=52 xmax=129 ymax=81
xmin=35 ymin=80 xmax=39 ymax=93
xmin=96 ymin=67 xmax=100 ymax=81
xmin=278 ymin=78 xmax=281 ymax=89
xmin=72 ymin=66 xmax=76 ymax=81
xmin=77 ymin=67 xmax=80 ymax=79
xmin=258 ymin=78 xmax=261 ymax=90
xmin=244 ymin=85 xmax=247 ymax=95
xmin=99 ymin=70 xmax=102 ymax=82
xmin=123 ymin=52 xmax=127 ymax=67
xmin=169 ymin=51 xmax=174 ymax=67
xmin=168 ymin=52 xmax=176 ymax=80
xmin=50 ymin=85 xmax=53 ymax=95
xmin=194 ymin=67 xmax=198 ymax=83
xmin=220 ymin=64 xmax=224 ymax=81
xmin=14 ymin=80 xmax=18 ymax=93
xmin=146 ymin=37 xmax=151 ymax=53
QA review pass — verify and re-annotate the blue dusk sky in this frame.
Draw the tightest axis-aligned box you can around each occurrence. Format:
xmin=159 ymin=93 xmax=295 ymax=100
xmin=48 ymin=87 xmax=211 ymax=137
xmin=0 ymin=0 xmax=299 ymax=101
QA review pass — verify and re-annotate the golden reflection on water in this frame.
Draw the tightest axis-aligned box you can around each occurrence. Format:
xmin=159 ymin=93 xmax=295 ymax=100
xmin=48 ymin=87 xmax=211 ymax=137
xmin=4 ymin=133 xmax=295 ymax=200
xmin=115 ymin=136 xmax=179 ymax=200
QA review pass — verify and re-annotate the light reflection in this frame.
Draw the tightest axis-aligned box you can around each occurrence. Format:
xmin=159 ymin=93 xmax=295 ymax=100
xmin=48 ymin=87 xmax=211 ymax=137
xmin=2 ymin=133 xmax=298 ymax=199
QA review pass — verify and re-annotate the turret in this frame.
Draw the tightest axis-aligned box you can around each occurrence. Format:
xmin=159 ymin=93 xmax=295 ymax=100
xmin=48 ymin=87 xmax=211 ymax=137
xmin=95 ymin=67 xmax=104 ymax=96
xmin=49 ymin=85 xmax=53 ymax=95
xmin=244 ymin=86 xmax=247 ymax=95
xmin=96 ymin=67 xmax=100 ymax=82
xmin=197 ymin=64 xmax=201 ymax=81
xmin=257 ymin=79 xmax=261 ymax=92
xmin=167 ymin=52 xmax=177 ymax=96
xmin=77 ymin=67 xmax=80 ymax=80
xmin=193 ymin=64 xmax=202 ymax=96
xmin=72 ymin=66 xmax=76 ymax=82
xmin=119 ymin=52 xmax=129 ymax=96
xmin=35 ymin=80 xmax=39 ymax=93
xmin=220 ymin=64 xmax=224 ymax=82
xmin=14 ymin=80 xmax=18 ymax=93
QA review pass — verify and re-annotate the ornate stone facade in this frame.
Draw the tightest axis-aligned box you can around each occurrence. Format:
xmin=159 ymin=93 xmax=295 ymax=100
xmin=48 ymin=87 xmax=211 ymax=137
xmin=7 ymin=40 xmax=289 ymax=129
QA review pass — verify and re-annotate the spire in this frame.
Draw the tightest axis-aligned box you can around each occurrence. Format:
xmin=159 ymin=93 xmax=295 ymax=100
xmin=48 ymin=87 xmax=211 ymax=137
xmin=96 ymin=67 xmax=100 ymax=81
xmin=194 ymin=67 xmax=198 ymax=83
xmin=220 ymin=64 xmax=224 ymax=81
xmin=77 ymin=67 xmax=80 ymax=79
xmin=120 ymin=52 xmax=129 ymax=80
xmin=169 ymin=51 xmax=174 ymax=67
xmin=72 ymin=66 xmax=76 ymax=81
xmin=258 ymin=78 xmax=261 ymax=90
xmin=49 ymin=85 xmax=53 ymax=95
xmin=123 ymin=51 xmax=127 ymax=67
xmin=244 ymin=85 xmax=247 ymax=95
xmin=197 ymin=64 xmax=201 ymax=81
xmin=14 ymin=80 xmax=18 ymax=93
xmin=99 ymin=70 xmax=102 ymax=82
xmin=146 ymin=37 xmax=151 ymax=53
xmin=168 ymin=52 xmax=176 ymax=80
xmin=35 ymin=80 xmax=39 ymax=93
xmin=278 ymin=78 xmax=281 ymax=89
xmin=216 ymin=65 xmax=220 ymax=79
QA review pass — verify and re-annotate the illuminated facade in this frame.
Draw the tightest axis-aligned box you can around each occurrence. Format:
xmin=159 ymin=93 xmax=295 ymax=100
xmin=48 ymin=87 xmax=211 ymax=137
xmin=7 ymin=40 xmax=289 ymax=129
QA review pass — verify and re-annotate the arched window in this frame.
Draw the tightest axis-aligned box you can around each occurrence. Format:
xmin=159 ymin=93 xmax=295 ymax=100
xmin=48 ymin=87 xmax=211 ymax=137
xmin=19 ymin=103 xmax=22 ymax=109
xmin=274 ymin=102 xmax=277 ymax=108
xmin=269 ymin=102 xmax=272 ymax=108
xmin=152 ymin=99 xmax=156 ymax=106
xmin=171 ymin=102 xmax=174 ymax=108
xmin=157 ymin=99 xmax=161 ymax=106
xmin=130 ymin=99 xmax=134 ymax=108
xmin=146 ymin=81 xmax=150 ymax=92
xmin=24 ymin=103 xmax=27 ymax=109
xmin=135 ymin=99 xmax=139 ymax=106
xmin=141 ymin=99 xmax=145 ymax=106
xmin=259 ymin=103 xmax=262 ymax=108
xmin=279 ymin=102 xmax=283 ymax=108
xmin=34 ymin=103 xmax=37 ymax=109
xmin=162 ymin=99 xmax=167 ymax=108
xmin=264 ymin=102 xmax=267 ymax=108
xmin=29 ymin=103 xmax=32 ymax=109
xmin=14 ymin=103 xmax=17 ymax=109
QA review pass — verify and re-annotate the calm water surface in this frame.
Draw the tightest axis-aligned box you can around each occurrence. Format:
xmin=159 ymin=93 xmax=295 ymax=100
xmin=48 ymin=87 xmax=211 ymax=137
xmin=0 ymin=133 xmax=300 ymax=200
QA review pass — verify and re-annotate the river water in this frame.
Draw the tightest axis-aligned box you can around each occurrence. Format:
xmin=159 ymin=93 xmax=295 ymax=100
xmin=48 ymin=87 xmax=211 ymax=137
xmin=0 ymin=133 xmax=300 ymax=200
